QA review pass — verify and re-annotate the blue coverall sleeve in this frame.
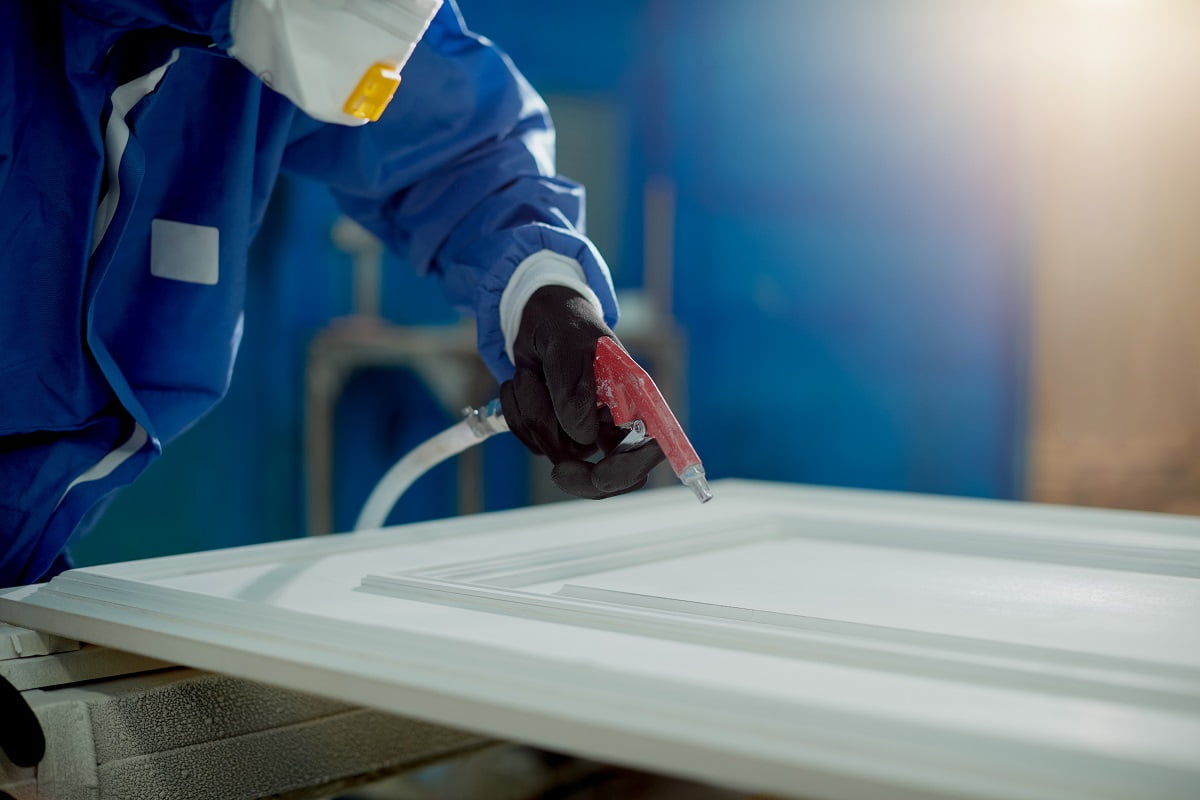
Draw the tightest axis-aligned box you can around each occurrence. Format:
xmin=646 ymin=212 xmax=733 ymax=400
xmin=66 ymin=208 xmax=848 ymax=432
xmin=279 ymin=2 xmax=618 ymax=381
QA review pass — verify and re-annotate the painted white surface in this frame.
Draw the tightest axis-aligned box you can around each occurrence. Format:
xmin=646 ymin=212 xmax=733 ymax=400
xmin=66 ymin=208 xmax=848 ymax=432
xmin=1 ymin=481 xmax=1198 ymax=800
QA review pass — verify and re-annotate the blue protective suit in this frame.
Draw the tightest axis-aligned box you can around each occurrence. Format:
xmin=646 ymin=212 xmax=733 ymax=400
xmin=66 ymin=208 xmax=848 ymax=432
xmin=0 ymin=0 xmax=618 ymax=586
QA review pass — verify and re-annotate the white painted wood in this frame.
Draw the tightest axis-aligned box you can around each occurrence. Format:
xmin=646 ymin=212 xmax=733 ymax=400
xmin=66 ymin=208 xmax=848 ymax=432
xmin=0 ymin=644 xmax=172 ymax=692
xmin=1 ymin=481 xmax=1198 ymax=800
xmin=0 ymin=624 xmax=78 ymax=660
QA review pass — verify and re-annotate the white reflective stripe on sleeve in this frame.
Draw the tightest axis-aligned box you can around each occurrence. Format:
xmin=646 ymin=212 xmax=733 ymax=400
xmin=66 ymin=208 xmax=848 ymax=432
xmin=92 ymin=51 xmax=181 ymax=256
xmin=499 ymin=250 xmax=606 ymax=365
xmin=55 ymin=424 xmax=149 ymax=510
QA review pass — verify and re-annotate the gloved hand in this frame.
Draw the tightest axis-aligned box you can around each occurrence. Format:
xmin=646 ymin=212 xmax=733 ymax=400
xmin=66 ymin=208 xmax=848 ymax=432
xmin=0 ymin=674 xmax=44 ymax=798
xmin=500 ymin=285 xmax=665 ymax=499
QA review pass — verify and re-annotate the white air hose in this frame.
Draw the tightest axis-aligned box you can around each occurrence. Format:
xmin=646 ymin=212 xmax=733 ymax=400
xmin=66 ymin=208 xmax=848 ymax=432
xmin=354 ymin=400 xmax=509 ymax=531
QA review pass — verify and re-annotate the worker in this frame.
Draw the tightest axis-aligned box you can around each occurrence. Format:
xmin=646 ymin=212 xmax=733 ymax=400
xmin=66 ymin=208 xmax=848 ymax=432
xmin=0 ymin=0 xmax=666 ymax=590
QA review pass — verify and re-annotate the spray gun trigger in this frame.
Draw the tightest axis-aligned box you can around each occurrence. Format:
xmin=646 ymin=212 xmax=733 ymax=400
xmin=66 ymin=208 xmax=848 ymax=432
xmin=613 ymin=418 xmax=649 ymax=453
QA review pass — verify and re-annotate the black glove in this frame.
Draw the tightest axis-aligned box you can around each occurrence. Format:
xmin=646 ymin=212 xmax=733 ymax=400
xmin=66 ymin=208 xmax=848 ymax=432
xmin=0 ymin=673 xmax=44 ymax=789
xmin=500 ymin=285 xmax=666 ymax=499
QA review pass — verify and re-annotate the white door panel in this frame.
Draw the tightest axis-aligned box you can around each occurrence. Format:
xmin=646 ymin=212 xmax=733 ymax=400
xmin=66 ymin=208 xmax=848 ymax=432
xmin=2 ymin=481 xmax=1197 ymax=800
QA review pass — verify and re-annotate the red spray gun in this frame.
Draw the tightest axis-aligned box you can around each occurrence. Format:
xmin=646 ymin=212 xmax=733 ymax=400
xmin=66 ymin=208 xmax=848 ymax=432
xmin=591 ymin=337 xmax=712 ymax=503
xmin=356 ymin=336 xmax=710 ymax=529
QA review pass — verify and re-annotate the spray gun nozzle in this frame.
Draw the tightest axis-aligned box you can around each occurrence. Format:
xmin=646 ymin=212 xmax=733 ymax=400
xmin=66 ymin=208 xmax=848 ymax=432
xmin=679 ymin=464 xmax=713 ymax=503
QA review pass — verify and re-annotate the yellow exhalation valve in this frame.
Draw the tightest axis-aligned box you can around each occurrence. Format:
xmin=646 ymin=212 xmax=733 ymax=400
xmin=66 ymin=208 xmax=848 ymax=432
xmin=343 ymin=62 xmax=402 ymax=122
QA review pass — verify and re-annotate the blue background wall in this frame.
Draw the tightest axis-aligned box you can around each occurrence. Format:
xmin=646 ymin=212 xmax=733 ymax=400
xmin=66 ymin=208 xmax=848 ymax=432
xmin=71 ymin=0 xmax=1028 ymax=567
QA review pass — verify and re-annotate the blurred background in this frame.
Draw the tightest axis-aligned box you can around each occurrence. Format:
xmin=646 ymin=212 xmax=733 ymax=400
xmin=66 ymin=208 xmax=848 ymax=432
xmin=71 ymin=0 xmax=1200 ymax=567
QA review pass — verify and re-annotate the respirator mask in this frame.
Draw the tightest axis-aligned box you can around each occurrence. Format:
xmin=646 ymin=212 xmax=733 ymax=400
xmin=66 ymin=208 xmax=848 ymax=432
xmin=228 ymin=0 xmax=443 ymax=125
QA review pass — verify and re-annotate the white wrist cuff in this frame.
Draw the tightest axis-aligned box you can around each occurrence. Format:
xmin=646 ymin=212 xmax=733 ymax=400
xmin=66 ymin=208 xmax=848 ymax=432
xmin=500 ymin=250 xmax=606 ymax=365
